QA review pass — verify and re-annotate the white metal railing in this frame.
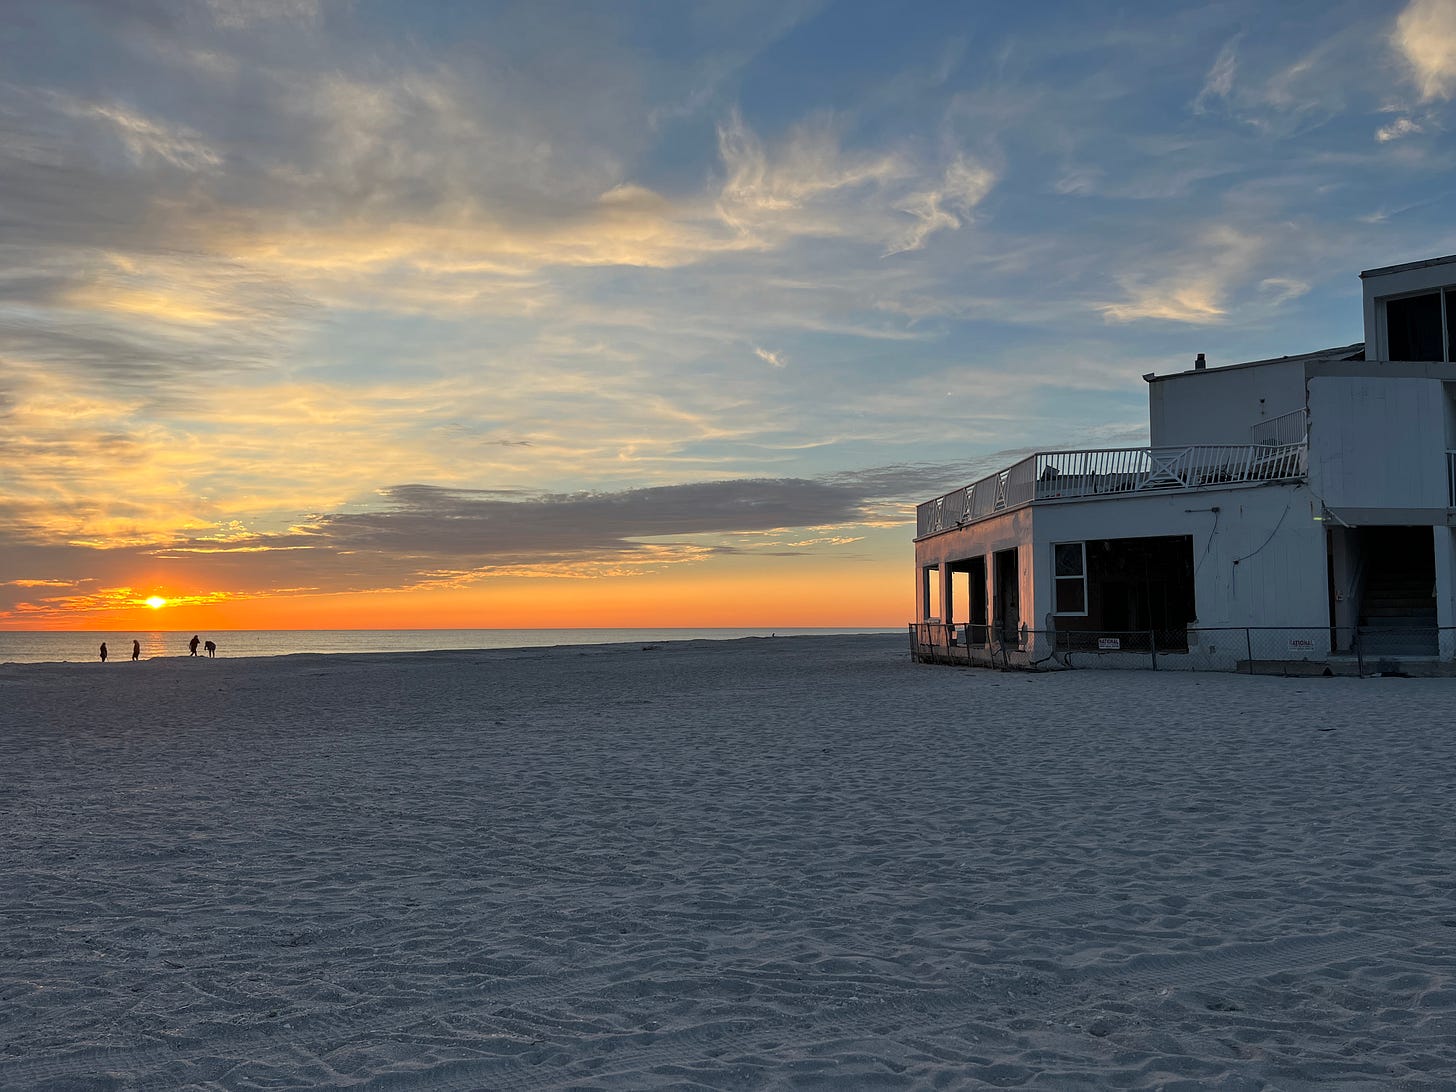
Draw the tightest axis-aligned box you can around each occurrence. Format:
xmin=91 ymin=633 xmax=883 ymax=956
xmin=1251 ymin=408 xmax=1308 ymax=446
xmin=1448 ymin=450 xmax=1456 ymax=507
xmin=917 ymin=442 xmax=1308 ymax=538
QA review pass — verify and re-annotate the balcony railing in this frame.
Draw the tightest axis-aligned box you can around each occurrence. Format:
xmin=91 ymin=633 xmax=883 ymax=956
xmin=917 ymin=442 xmax=1308 ymax=538
xmin=1251 ymin=408 xmax=1308 ymax=446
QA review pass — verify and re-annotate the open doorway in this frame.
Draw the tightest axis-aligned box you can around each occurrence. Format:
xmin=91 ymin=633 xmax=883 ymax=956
xmin=948 ymin=556 xmax=988 ymax=643
xmin=1356 ymin=526 xmax=1436 ymax=655
xmin=994 ymin=548 xmax=1019 ymax=644
xmin=921 ymin=564 xmax=940 ymax=621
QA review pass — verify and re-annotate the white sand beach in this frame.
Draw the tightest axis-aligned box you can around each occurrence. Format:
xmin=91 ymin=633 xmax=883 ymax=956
xmin=3 ymin=634 xmax=1455 ymax=1089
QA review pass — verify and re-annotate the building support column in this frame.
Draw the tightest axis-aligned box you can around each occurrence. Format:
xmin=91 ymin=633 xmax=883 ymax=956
xmin=1328 ymin=527 xmax=1360 ymax=649
xmin=1435 ymin=526 xmax=1456 ymax=660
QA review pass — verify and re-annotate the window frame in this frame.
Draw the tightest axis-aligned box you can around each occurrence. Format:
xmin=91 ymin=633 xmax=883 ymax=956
xmin=1052 ymin=540 xmax=1089 ymax=617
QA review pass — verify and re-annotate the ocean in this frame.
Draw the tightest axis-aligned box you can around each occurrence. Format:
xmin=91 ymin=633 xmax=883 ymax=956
xmin=0 ymin=627 xmax=900 ymax=665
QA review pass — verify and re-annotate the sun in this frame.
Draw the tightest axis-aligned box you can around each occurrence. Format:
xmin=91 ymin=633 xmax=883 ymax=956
xmin=145 ymin=596 xmax=168 ymax=610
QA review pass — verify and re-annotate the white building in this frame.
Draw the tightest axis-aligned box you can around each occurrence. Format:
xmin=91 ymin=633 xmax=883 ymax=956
xmin=911 ymin=254 xmax=1456 ymax=673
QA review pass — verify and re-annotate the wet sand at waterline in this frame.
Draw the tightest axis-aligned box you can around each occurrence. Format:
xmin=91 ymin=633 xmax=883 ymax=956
xmin=3 ymin=635 xmax=1454 ymax=1088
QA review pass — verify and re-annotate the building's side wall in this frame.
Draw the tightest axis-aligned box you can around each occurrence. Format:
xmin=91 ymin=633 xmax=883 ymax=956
xmin=1029 ymin=483 xmax=1326 ymax=630
xmin=1148 ymin=360 xmax=1307 ymax=447
xmin=1308 ymin=375 xmax=1450 ymax=511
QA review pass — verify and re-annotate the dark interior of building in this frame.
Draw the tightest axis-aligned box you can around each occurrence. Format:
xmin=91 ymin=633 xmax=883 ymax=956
xmin=1055 ymin=534 xmax=1196 ymax=650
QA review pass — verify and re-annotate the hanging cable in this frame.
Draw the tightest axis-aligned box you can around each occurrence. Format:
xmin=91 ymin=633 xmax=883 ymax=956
xmin=1232 ymin=502 xmax=1291 ymax=567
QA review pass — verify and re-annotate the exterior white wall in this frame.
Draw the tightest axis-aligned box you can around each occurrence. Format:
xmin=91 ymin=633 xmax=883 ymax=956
xmin=1148 ymin=360 xmax=1306 ymax=447
xmin=1029 ymin=483 xmax=1326 ymax=629
xmin=1308 ymin=375 xmax=1450 ymax=510
xmin=915 ymin=508 xmax=1032 ymax=569
xmin=914 ymin=508 xmax=1034 ymax=624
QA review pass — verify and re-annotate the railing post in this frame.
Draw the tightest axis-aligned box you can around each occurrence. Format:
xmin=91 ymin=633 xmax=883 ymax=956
xmin=1245 ymin=628 xmax=1253 ymax=674
xmin=1149 ymin=630 xmax=1157 ymax=670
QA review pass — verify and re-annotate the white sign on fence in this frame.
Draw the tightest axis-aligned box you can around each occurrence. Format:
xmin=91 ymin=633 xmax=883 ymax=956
xmin=1097 ymin=637 xmax=1121 ymax=651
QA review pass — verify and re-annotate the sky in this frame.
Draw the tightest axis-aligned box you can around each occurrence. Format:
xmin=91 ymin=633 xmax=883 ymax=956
xmin=3 ymin=0 xmax=1456 ymax=631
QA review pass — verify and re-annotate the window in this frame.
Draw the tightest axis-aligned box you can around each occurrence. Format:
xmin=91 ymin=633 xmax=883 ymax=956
xmin=1386 ymin=291 xmax=1447 ymax=362
xmin=1053 ymin=541 xmax=1087 ymax=615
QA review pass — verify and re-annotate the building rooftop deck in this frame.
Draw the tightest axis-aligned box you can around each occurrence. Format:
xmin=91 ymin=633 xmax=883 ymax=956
xmin=916 ymin=442 xmax=1308 ymax=539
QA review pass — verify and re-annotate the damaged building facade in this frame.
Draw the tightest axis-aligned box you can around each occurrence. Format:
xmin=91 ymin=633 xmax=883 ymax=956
xmin=911 ymin=254 xmax=1456 ymax=673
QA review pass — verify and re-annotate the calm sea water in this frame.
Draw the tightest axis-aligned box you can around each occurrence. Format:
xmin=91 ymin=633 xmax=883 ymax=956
xmin=0 ymin=628 xmax=899 ymax=665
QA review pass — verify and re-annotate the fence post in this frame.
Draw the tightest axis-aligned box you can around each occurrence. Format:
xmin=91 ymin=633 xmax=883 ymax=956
xmin=1355 ymin=626 xmax=1364 ymax=678
xmin=1245 ymin=628 xmax=1253 ymax=674
xmin=1149 ymin=630 xmax=1158 ymax=670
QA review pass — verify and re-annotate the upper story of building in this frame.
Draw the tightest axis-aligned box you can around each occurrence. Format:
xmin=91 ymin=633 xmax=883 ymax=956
xmin=1149 ymin=254 xmax=1456 ymax=448
xmin=1362 ymin=253 xmax=1456 ymax=364
xmin=916 ymin=255 xmax=1456 ymax=541
xmin=1147 ymin=254 xmax=1456 ymax=517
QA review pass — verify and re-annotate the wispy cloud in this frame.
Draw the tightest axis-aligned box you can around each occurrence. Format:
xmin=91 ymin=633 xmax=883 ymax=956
xmin=1376 ymin=115 xmax=1424 ymax=142
xmin=203 ymin=0 xmax=322 ymax=30
xmin=1192 ymin=35 xmax=1240 ymax=115
xmin=1099 ymin=226 xmax=1264 ymax=325
xmin=886 ymin=157 xmax=996 ymax=255
xmin=45 ymin=92 xmax=223 ymax=171
xmin=715 ymin=108 xmax=908 ymax=235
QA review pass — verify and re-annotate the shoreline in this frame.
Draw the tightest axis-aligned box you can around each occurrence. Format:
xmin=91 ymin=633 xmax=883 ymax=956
xmin=0 ymin=628 xmax=903 ymax=667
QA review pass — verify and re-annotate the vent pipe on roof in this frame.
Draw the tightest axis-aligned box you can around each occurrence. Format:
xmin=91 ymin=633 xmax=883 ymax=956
xmin=1194 ymin=352 xmax=1207 ymax=370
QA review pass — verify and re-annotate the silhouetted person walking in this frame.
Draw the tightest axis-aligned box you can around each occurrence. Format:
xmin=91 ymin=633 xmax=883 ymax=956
xmin=189 ymin=634 xmax=200 ymax=657
xmin=99 ymin=642 xmax=107 ymax=662
xmin=204 ymin=640 xmax=216 ymax=658
xmin=132 ymin=639 xmax=140 ymax=662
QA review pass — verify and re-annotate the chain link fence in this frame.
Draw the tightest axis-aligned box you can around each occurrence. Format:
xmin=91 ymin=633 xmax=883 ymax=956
xmin=908 ymin=623 xmax=1456 ymax=677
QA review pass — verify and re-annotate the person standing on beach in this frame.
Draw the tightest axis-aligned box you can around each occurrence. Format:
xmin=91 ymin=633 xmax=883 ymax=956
xmin=99 ymin=642 xmax=108 ymax=662
xmin=204 ymin=640 xmax=216 ymax=658
xmin=189 ymin=634 xmax=200 ymax=657
xmin=132 ymin=639 xmax=141 ymax=662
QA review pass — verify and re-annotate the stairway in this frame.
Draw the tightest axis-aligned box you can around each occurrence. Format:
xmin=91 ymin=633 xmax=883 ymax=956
xmin=1359 ymin=568 xmax=1438 ymax=657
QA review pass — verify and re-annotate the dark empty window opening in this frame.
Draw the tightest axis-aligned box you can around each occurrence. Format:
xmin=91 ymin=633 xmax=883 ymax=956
xmin=1053 ymin=534 xmax=1195 ymax=651
xmin=1386 ymin=291 xmax=1446 ymax=362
